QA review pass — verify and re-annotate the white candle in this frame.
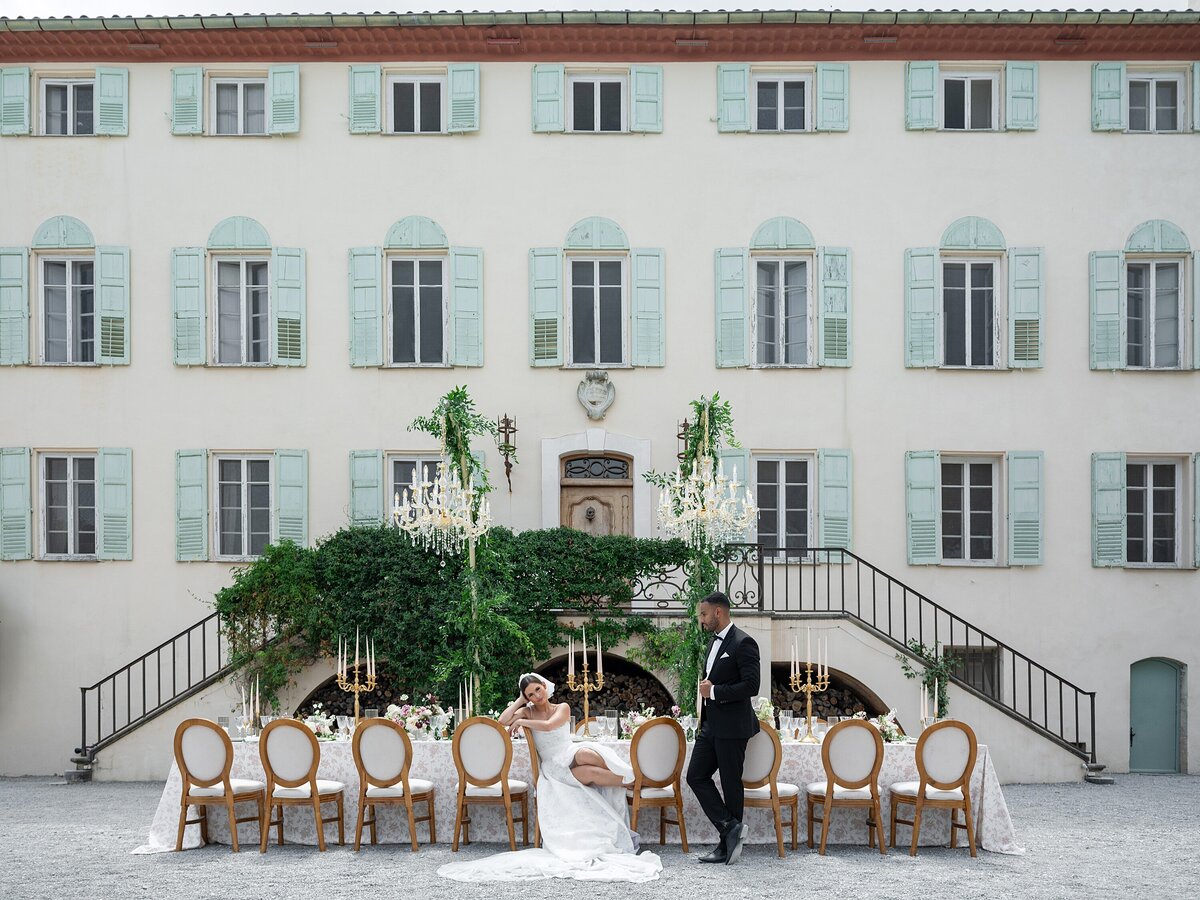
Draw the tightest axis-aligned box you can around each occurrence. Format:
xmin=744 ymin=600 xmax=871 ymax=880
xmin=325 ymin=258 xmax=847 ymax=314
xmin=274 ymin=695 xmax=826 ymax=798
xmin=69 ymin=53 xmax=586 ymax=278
xmin=581 ymin=626 xmax=587 ymax=672
xmin=458 ymin=682 xmax=463 ymax=721
xmin=355 ymin=627 xmax=360 ymax=671
xmin=807 ymin=628 xmax=811 ymax=670
xmin=597 ymin=632 xmax=603 ymax=676
xmin=933 ymin=679 xmax=938 ymax=718
xmin=568 ymin=635 xmax=574 ymax=677
xmin=370 ymin=638 xmax=376 ymax=678
xmin=823 ymin=638 xmax=828 ymax=679
xmin=255 ymin=676 xmax=260 ymax=717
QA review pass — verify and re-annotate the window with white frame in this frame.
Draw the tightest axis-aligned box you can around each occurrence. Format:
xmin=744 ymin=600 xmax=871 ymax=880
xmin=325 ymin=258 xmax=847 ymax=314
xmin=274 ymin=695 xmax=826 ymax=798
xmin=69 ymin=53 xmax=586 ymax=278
xmin=941 ymin=458 xmax=999 ymax=563
xmin=215 ymin=455 xmax=271 ymax=559
xmin=1127 ymin=260 xmax=1182 ymax=369
xmin=41 ymin=257 xmax=95 ymax=364
xmin=569 ymin=257 xmax=626 ymax=366
xmin=1127 ymin=72 xmax=1185 ymax=133
xmin=388 ymin=257 xmax=446 ymax=365
xmin=387 ymin=75 xmax=445 ymax=134
xmin=42 ymin=79 xmax=94 ymax=135
xmin=943 ymin=260 xmax=997 ymax=367
xmin=214 ymin=257 xmax=270 ymax=365
xmin=1126 ymin=459 xmax=1179 ymax=566
xmin=754 ymin=257 xmax=811 ymax=366
xmin=40 ymin=453 xmax=97 ymax=557
xmin=568 ymin=75 xmax=625 ymax=132
xmin=942 ymin=71 xmax=998 ymax=130
xmin=947 ymin=645 xmax=1001 ymax=700
xmin=212 ymin=78 xmax=267 ymax=135
xmin=754 ymin=455 xmax=814 ymax=558
xmin=754 ymin=74 xmax=811 ymax=132
xmin=389 ymin=456 xmax=441 ymax=511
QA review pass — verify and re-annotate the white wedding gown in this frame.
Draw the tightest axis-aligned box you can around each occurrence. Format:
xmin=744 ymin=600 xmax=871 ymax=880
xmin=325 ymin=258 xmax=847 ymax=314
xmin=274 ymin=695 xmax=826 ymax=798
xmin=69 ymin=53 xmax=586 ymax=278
xmin=437 ymin=722 xmax=663 ymax=882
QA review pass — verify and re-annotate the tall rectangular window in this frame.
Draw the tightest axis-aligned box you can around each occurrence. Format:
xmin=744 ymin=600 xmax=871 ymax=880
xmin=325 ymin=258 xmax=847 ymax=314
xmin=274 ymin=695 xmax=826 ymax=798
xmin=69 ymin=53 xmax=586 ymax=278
xmin=754 ymin=76 xmax=809 ymax=132
xmin=569 ymin=77 xmax=625 ymax=132
xmin=755 ymin=456 xmax=812 ymax=558
xmin=1128 ymin=75 xmax=1183 ymax=133
xmin=41 ymin=454 xmax=96 ymax=556
xmin=216 ymin=456 xmax=271 ymax=558
xmin=1127 ymin=461 xmax=1177 ymax=565
xmin=213 ymin=80 xmax=266 ymax=135
xmin=390 ymin=457 xmax=441 ymax=511
xmin=42 ymin=258 xmax=94 ymax=364
xmin=389 ymin=258 xmax=445 ymax=365
xmin=389 ymin=77 xmax=444 ymax=133
xmin=215 ymin=259 xmax=270 ymax=364
xmin=570 ymin=258 xmax=625 ymax=366
xmin=755 ymin=259 xmax=809 ymax=366
xmin=947 ymin=645 xmax=1001 ymax=700
xmin=943 ymin=261 xmax=995 ymax=367
xmin=43 ymin=80 xmax=94 ymax=135
xmin=941 ymin=459 xmax=997 ymax=563
xmin=1127 ymin=262 xmax=1180 ymax=369
xmin=943 ymin=74 xmax=996 ymax=130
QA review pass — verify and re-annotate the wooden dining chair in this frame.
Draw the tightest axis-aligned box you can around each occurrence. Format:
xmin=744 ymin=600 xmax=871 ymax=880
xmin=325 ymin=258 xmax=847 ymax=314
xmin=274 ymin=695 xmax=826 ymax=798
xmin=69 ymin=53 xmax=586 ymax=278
xmin=258 ymin=718 xmax=346 ymax=852
xmin=625 ymin=717 xmax=688 ymax=851
xmin=173 ymin=718 xmax=266 ymax=853
xmin=742 ymin=719 xmax=799 ymax=857
xmin=574 ymin=717 xmax=598 ymax=735
xmin=805 ymin=718 xmax=886 ymax=855
xmin=520 ymin=724 xmax=542 ymax=848
xmin=889 ymin=719 xmax=979 ymax=857
xmin=351 ymin=717 xmax=437 ymax=851
xmin=450 ymin=716 xmax=531 ymax=851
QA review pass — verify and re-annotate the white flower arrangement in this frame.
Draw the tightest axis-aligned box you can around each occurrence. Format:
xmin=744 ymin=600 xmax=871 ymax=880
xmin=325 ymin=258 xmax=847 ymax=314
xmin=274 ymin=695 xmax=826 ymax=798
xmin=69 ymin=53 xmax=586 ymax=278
xmin=305 ymin=702 xmax=335 ymax=739
xmin=385 ymin=693 xmax=448 ymax=738
xmin=753 ymin=696 xmax=775 ymax=724
xmin=620 ymin=705 xmax=658 ymax=738
xmin=852 ymin=708 xmax=904 ymax=743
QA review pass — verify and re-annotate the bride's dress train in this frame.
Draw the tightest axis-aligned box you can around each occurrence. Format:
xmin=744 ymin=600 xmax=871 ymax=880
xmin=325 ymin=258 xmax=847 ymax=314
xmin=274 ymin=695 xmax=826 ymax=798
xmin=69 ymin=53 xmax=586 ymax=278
xmin=437 ymin=723 xmax=663 ymax=882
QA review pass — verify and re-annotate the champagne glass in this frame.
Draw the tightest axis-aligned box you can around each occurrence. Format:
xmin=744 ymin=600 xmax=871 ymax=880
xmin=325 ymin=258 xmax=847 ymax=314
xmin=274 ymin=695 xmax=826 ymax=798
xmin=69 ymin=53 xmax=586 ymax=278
xmin=605 ymin=709 xmax=619 ymax=740
xmin=569 ymin=716 xmax=577 ymax=735
xmin=681 ymin=715 xmax=696 ymax=741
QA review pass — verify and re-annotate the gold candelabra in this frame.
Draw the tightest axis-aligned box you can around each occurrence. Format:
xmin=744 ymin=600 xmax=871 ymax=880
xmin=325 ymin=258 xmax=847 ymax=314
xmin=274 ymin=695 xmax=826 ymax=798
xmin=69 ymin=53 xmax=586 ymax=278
xmin=789 ymin=661 xmax=831 ymax=744
xmin=566 ymin=657 xmax=604 ymax=738
xmin=337 ymin=662 xmax=377 ymax=723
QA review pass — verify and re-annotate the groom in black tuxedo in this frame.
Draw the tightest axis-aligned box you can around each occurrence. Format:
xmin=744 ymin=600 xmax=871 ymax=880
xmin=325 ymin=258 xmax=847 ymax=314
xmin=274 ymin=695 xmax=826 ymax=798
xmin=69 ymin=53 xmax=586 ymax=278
xmin=686 ymin=591 xmax=761 ymax=865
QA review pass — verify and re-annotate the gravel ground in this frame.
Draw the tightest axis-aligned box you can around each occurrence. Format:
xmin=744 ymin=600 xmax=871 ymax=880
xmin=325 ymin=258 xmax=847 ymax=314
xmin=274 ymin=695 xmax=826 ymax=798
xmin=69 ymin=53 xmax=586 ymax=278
xmin=0 ymin=775 xmax=1195 ymax=900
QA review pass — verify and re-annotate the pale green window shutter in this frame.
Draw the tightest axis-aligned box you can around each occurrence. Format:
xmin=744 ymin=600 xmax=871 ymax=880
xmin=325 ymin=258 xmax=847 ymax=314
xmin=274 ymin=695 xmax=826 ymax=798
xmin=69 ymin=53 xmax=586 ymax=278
xmin=1194 ymin=64 xmax=1200 ymax=134
xmin=1193 ymin=251 xmax=1200 ymax=370
xmin=175 ymin=449 xmax=208 ymax=561
xmin=447 ymin=63 xmax=480 ymax=133
xmin=348 ymin=64 xmax=381 ymax=134
xmin=1194 ymin=453 xmax=1200 ymax=567
xmin=714 ymin=247 xmax=749 ymax=367
xmin=267 ymin=65 xmax=300 ymax=134
xmin=815 ymin=63 xmax=849 ymax=132
xmin=629 ymin=65 xmax=663 ymax=133
xmin=906 ymin=450 xmax=940 ymax=565
xmin=1008 ymin=246 xmax=1043 ymax=369
xmin=718 ymin=448 xmax=752 ymax=542
xmin=171 ymin=67 xmax=204 ymax=135
xmin=450 ymin=246 xmax=484 ymax=367
xmin=94 ymin=67 xmax=129 ymax=136
xmin=529 ymin=247 xmax=563 ymax=366
xmin=1089 ymin=250 xmax=1125 ymax=370
xmin=95 ymin=246 xmax=130 ymax=365
xmin=271 ymin=247 xmax=305 ymax=366
xmin=531 ymin=64 xmax=565 ymax=133
xmin=349 ymin=450 xmax=384 ymax=525
xmin=171 ymin=247 xmax=206 ymax=366
xmin=817 ymin=246 xmax=851 ymax=367
xmin=904 ymin=248 xmax=939 ymax=367
xmin=274 ymin=449 xmax=308 ymax=547
xmin=1091 ymin=452 xmax=1126 ymax=567
xmin=630 ymin=248 xmax=664 ymax=367
xmin=0 ymin=247 xmax=29 ymax=366
xmin=0 ymin=447 xmax=31 ymax=560
xmin=1005 ymin=62 xmax=1038 ymax=131
xmin=715 ymin=64 xmax=750 ymax=133
xmin=1007 ymin=451 xmax=1043 ymax=566
xmin=905 ymin=62 xmax=938 ymax=130
xmin=0 ymin=67 xmax=31 ymax=136
xmin=97 ymin=447 xmax=132 ymax=560
xmin=1092 ymin=62 xmax=1126 ymax=132
xmin=818 ymin=448 xmax=853 ymax=556
xmin=348 ymin=247 xmax=383 ymax=367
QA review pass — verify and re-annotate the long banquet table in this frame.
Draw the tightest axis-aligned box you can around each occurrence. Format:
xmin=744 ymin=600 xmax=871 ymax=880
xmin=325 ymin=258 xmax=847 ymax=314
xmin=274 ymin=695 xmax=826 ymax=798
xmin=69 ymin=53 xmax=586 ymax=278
xmin=137 ymin=736 xmax=1022 ymax=854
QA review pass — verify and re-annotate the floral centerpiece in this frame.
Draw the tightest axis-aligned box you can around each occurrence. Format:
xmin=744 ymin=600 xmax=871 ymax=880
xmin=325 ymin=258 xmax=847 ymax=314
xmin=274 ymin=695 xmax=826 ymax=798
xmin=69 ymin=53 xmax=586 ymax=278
xmin=305 ymin=702 xmax=336 ymax=740
xmin=853 ymin=708 xmax=904 ymax=743
xmin=385 ymin=693 xmax=450 ymax=740
xmin=619 ymin=705 xmax=659 ymax=739
xmin=753 ymin=696 xmax=775 ymax=725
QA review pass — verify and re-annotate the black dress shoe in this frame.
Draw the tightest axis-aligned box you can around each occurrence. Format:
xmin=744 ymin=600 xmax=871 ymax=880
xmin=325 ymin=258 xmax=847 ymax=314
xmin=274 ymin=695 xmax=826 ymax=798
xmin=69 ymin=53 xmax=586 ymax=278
xmin=698 ymin=845 xmax=728 ymax=863
xmin=723 ymin=822 xmax=749 ymax=865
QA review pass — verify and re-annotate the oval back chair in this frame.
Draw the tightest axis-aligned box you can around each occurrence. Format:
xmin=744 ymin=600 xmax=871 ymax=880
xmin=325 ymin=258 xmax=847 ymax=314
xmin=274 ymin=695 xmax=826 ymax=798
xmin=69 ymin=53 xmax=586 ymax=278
xmin=173 ymin=717 xmax=265 ymax=853
xmin=805 ymin=718 xmax=886 ymax=855
xmin=626 ymin=717 xmax=688 ymax=851
xmin=351 ymin=717 xmax=436 ymax=851
xmin=742 ymin=719 xmax=798 ymax=856
xmin=450 ymin=716 xmax=530 ymax=851
xmin=889 ymin=719 xmax=979 ymax=857
xmin=258 ymin=718 xmax=345 ymax=852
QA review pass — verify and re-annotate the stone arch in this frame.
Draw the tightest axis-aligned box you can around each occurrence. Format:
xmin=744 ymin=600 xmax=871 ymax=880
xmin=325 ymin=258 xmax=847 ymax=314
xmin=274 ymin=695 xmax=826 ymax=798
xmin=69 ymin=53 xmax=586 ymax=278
xmin=385 ymin=215 xmax=448 ymax=249
xmin=564 ymin=216 xmax=628 ymax=250
xmin=770 ymin=662 xmax=891 ymax=720
xmin=1125 ymin=219 xmax=1190 ymax=253
xmin=750 ymin=216 xmax=815 ymax=250
xmin=31 ymin=215 xmax=94 ymax=249
xmin=940 ymin=216 xmax=1005 ymax=251
xmin=207 ymin=215 xmax=271 ymax=250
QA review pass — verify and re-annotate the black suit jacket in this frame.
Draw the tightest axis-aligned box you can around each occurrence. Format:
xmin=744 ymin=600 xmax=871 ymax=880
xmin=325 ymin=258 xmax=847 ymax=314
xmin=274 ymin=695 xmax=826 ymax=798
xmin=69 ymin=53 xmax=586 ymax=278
xmin=698 ymin=624 xmax=761 ymax=740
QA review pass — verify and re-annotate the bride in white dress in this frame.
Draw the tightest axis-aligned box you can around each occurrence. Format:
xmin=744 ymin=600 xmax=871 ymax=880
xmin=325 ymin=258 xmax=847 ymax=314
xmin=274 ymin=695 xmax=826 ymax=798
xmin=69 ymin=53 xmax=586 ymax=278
xmin=437 ymin=673 xmax=663 ymax=883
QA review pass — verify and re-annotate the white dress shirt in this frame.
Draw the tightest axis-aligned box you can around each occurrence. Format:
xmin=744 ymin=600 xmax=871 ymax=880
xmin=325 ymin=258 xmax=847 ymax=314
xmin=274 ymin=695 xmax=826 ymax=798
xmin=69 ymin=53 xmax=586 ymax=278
xmin=704 ymin=622 xmax=734 ymax=703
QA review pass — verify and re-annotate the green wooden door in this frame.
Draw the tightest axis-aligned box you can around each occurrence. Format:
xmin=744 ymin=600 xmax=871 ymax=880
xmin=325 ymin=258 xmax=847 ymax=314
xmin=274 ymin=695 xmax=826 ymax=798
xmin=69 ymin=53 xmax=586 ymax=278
xmin=1129 ymin=658 xmax=1181 ymax=773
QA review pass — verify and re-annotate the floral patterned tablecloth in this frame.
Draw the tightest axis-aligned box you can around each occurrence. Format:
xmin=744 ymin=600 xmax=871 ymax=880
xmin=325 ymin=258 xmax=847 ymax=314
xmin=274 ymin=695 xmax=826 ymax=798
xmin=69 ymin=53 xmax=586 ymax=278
xmin=135 ymin=737 xmax=1022 ymax=854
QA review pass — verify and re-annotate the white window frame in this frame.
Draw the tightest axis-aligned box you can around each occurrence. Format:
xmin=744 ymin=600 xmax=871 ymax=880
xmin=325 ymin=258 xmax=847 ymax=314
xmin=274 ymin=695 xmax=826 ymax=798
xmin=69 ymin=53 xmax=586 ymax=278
xmin=751 ymin=254 xmax=815 ymax=368
xmin=38 ymin=451 xmax=98 ymax=560
xmin=565 ymin=253 xmax=629 ymax=368
xmin=384 ymin=73 xmax=448 ymax=135
xmin=209 ymin=76 xmax=268 ymax=136
xmin=566 ymin=73 xmax=628 ymax=133
xmin=384 ymin=254 xmax=449 ymax=367
xmin=939 ymin=69 xmax=1001 ymax=132
xmin=1126 ymin=70 xmax=1187 ymax=134
xmin=39 ymin=77 xmax=95 ymax=136
xmin=750 ymin=71 xmax=814 ymax=133
xmin=212 ymin=453 xmax=273 ymax=562
xmin=940 ymin=254 xmax=1003 ymax=369
xmin=211 ymin=255 xmax=271 ymax=367
xmin=38 ymin=254 xmax=97 ymax=366
xmin=939 ymin=455 xmax=1002 ymax=567
xmin=1125 ymin=257 xmax=1185 ymax=370
xmin=1125 ymin=456 xmax=1183 ymax=569
xmin=752 ymin=453 xmax=817 ymax=562
xmin=387 ymin=454 xmax=442 ymax=513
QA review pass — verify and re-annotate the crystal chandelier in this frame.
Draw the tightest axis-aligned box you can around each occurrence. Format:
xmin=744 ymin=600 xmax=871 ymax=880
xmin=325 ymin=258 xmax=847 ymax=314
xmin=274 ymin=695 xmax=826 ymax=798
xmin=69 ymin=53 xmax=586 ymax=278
xmin=392 ymin=459 xmax=491 ymax=556
xmin=657 ymin=455 xmax=757 ymax=552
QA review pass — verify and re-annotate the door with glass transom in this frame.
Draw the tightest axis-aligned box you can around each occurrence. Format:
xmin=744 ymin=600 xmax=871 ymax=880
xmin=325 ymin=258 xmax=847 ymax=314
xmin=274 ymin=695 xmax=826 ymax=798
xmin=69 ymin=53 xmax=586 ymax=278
xmin=1129 ymin=658 xmax=1182 ymax=773
xmin=559 ymin=453 xmax=633 ymax=537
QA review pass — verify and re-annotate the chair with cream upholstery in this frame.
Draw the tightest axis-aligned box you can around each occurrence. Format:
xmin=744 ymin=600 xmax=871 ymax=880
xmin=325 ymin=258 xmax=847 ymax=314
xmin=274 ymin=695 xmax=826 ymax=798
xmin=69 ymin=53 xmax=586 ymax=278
xmin=173 ymin=718 xmax=266 ymax=853
xmin=351 ymin=717 xmax=437 ymax=851
xmin=574 ymin=717 xmax=598 ymax=736
xmin=742 ymin=720 xmax=798 ymax=857
xmin=258 ymin=718 xmax=346 ymax=852
xmin=889 ymin=720 xmax=978 ymax=857
xmin=625 ymin=717 xmax=688 ymax=851
xmin=520 ymin=723 xmax=543 ymax=848
xmin=450 ymin=716 xmax=531 ymax=851
xmin=806 ymin=718 xmax=886 ymax=855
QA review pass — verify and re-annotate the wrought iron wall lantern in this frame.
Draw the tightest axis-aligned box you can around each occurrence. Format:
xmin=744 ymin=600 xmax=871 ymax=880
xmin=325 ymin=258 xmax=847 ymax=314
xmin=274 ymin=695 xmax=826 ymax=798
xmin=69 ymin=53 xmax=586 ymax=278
xmin=497 ymin=414 xmax=518 ymax=492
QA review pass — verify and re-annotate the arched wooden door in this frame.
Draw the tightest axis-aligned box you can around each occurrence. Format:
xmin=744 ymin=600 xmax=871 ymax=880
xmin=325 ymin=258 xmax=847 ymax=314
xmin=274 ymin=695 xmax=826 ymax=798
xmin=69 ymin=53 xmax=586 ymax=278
xmin=559 ymin=453 xmax=633 ymax=537
xmin=1129 ymin=658 xmax=1182 ymax=773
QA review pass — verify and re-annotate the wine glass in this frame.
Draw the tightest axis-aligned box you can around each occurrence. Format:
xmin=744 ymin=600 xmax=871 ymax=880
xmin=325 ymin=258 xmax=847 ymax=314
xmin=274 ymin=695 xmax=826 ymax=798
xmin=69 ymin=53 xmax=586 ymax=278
xmin=680 ymin=715 xmax=696 ymax=741
xmin=237 ymin=713 xmax=254 ymax=741
xmin=605 ymin=709 xmax=619 ymax=740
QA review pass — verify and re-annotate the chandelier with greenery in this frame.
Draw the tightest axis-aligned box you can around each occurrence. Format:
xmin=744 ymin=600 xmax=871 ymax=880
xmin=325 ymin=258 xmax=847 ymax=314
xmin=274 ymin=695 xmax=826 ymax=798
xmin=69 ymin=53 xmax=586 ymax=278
xmin=393 ymin=460 xmax=492 ymax=556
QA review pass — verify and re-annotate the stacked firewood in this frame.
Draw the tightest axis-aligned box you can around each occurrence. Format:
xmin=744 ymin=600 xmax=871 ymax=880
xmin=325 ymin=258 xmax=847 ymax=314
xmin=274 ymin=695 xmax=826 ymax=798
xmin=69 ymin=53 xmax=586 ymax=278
xmin=770 ymin=678 xmax=876 ymax=719
xmin=538 ymin=662 xmax=674 ymax=721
